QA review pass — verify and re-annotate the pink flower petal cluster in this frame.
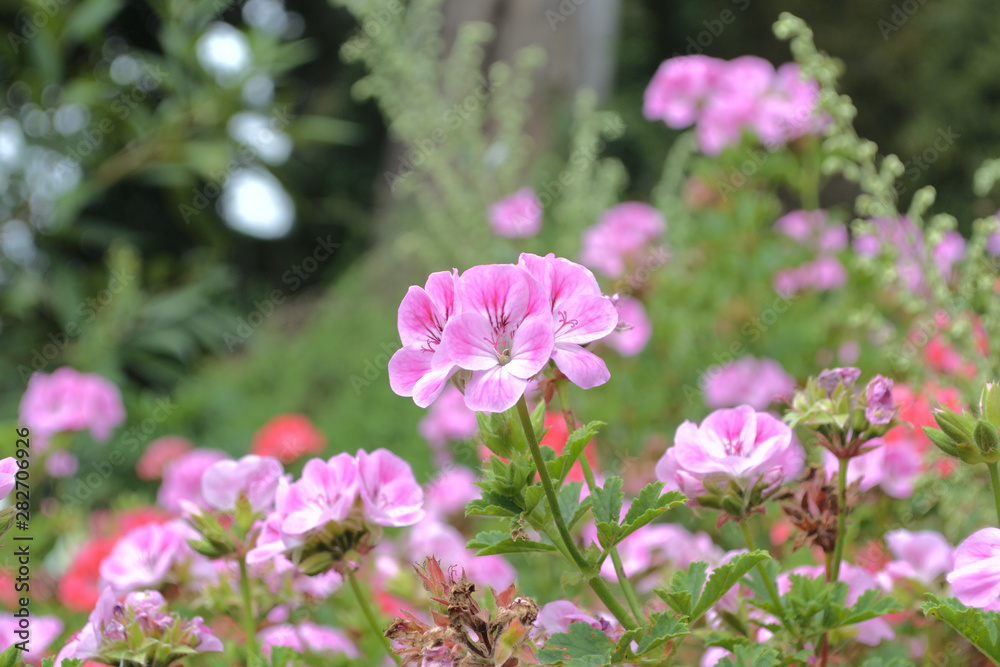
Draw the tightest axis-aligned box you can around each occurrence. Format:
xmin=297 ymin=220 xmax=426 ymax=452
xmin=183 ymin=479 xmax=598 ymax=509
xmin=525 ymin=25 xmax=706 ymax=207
xmin=157 ymin=449 xmax=228 ymax=512
xmin=57 ymin=587 xmax=222 ymax=665
xmin=0 ymin=615 xmax=62 ymax=665
xmin=417 ymin=386 xmax=478 ymax=463
xmin=602 ymin=296 xmax=652 ymax=357
xmin=644 ymin=56 xmax=828 ymax=155
xmin=136 ymin=436 xmax=193 ymax=480
xmin=772 ymin=209 xmax=848 ymax=295
xmin=596 ymin=523 xmax=722 ymax=593
xmin=247 ymin=449 xmax=424 ymax=564
xmin=408 ymin=518 xmax=515 ymax=591
xmin=0 ymin=458 xmax=18 ymax=499
xmin=854 ymin=217 xmax=966 ymax=293
xmin=99 ymin=520 xmax=195 ymax=594
xmin=821 ymin=438 xmax=922 ymax=499
xmin=19 ymin=368 xmax=125 ymax=450
xmin=535 ymin=600 xmax=617 ymax=639
xmin=488 ymin=187 xmax=542 ymax=238
xmin=701 ymin=356 xmax=795 ymax=410
xmin=947 ymin=528 xmax=1000 ymax=609
xmin=656 ymin=405 xmax=803 ymax=495
xmin=579 ymin=202 xmax=666 ymax=279
xmin=390 ymin=254 xmax=618 ymax=413
xmin=201 ymin=454 xmax=285 ymax=512
xmin=258 ymin=622 xmax=358 ymax=660
xmin=884 ymin=529 xmax=954 ymax=586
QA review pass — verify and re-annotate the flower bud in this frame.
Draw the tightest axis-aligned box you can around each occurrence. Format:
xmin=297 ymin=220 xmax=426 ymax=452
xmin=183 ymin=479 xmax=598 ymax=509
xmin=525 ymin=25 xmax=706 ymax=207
xmin=933 ymin=409 xmax=976 ymax=445
xmin=982 ymin=382 xmax=1000 ymax=428
xmin=300 ymin=551 xmax=336 ymax=576
xmin=923 ymin=426 xmax=961 ymax=459
xmin=974 ymin=420 xmax=1000 ymax=458
xmin=721 ymin=496 xmax=745 ymax=517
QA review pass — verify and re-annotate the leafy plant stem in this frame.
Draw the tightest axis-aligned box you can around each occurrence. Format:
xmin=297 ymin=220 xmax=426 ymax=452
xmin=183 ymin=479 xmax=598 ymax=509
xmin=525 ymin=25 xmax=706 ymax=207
xmin=739 ymin=520 xmax=791 ymax=633
xmin=347 ymin=567 xmax=399 ymax=664
xmin=238 ymin=557 xmax=259 ymax=660
xmin=831 ymin=457 xmax=848 ymax=581
xmin=988 ymin=462 xmax=1000 ymax=527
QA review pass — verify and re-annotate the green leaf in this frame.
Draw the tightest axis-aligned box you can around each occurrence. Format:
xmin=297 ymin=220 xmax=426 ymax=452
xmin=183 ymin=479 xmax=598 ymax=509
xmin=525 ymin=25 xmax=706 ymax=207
xmin=557 ymin=482 xmax=590 ymax=530
xmin=617 ymin=485 xmax=686 ymax=544
xmin=547 ymin=421 xmax=604 ymax=486
xmin=655 ymin=561 xmax=708 ymax=618
xmin=716 ymin=644 xmax=782 ymax=667
xmin=691 ymin=550 xmax=771 ymax=621
xmin=538 ymin=622 xmax=615 ymax=667
xmin=0 ymin=645 xmax=22 ymax=667
xmin=923 ymin=594 xmax=1000 ymax=665
xmin=63 ymin=0 xmax=126 ymax=42
xmin=633 ymin=612 xmax=688 ymax=655
xmin=590 ymin=477 xmax=623 ymax=548
xmin=467 ymin=530 xmax=558 ymax=556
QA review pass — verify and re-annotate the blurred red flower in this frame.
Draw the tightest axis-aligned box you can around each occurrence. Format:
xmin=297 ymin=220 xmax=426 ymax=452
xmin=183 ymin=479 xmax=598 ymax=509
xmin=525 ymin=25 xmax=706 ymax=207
xmin=252 ymin=414 xmax=326 ymax=464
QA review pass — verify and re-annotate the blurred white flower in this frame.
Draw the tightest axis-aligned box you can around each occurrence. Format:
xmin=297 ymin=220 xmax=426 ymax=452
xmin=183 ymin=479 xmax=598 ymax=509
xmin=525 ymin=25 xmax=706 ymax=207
xmin=196 ymin=23 xmax=251 ymax=86
xmin=220 ymin=167 xmax=294 ymax=239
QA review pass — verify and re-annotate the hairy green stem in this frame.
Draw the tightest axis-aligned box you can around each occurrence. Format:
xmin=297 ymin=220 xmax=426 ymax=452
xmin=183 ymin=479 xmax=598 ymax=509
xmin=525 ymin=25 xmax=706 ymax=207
xmin=555 ymin=382 xmax=645 ymax=626
xmin=988 ymin=463 xmax=1000 ymax=528
xmin=238 ymin=557 xmax=258 ymax=660
xmin=347 ymin=568 xmax=399 ymax=664
xmin=831 ymin=457 xmax=848 ymax=581
xmin=514 ymin=396 xmax=638 ymax=631
xmin=739 ymin=521 xmax=791 ymax=633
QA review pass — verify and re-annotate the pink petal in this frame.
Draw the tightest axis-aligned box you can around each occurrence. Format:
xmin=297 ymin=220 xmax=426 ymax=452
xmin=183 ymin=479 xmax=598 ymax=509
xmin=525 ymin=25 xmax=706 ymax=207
xmin=554 ymin=294 xmax=619 ymax=344
xmin=457 ymin=264 xmax=530 ymax=324
xmin=388 ymin=345 xmax=434 ymax=396
xmin=424 ymin=270 xmax=457 ymax=319
xmin=412 ymin=362 xmax=457 ymax=408
xmin=504 ymin=316 xmax=554 ymax=378
xmin=397 ymin=286 xmax=442 ymax=347
xmin=442 ymin=313 xmax=500 ymax=371
xmin=551 ymin=343 xmax=610 ymax=389
xmin=463 ymin=367 xmax=528 ymax=413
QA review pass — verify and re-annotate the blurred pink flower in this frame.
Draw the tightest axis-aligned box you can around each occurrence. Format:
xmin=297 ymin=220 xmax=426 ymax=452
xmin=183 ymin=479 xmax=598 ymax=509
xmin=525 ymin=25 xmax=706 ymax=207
xmin=442 ymin=264 xmax=553 ymax=412
xmin=280 ymin=453 xmax=359 ymax=535
xmin=643 ymin=55 xmax=725 ymax=127
xmin=865 ymin=375 xmax=895 ymax=425
xmin=822 ymin=437 xmax=921 ymax=499
xmin=201 ymin=454 xmax=285 ymax=512
xmin=259 ymin=622 xmax=359 ymax=660
xmin=772 ymin=256 xmax=847 ymax=295
xmin=580 ymin=202 xmax=666 ymax=279
xmin=408 ymin=518 xmax=515 ymax=591
xmin=157 ymin=449 xmax=228 ymax=512
xmin=19 ymin=368 xmax=125 ymax=450
xmin=598 ymin=523 xmax=722 ymax=592
xmin=0 ymin=615 xmax=62 ymax=665
xmin=948 ymin=528 xmax=1000 ymax=608
xmin=702 ymin=356 xmax=795 ymax=410
xmin=418 ymin=386 xmax=478 ymax=461
xmin=388 ymin=269 xmax=459 ymax=408
xmin=884 ymin=529 xmax=954 ymax=585
xmin=518 ymin=252 xmax=618 ymax=389
xmin=697 ymin=56 xmax=775 ymax=155
xmin=0 ymin=458 xmax=18 ymax=499
xmin=774 ymin=209 xmax=827 ymax=243
xmin=356 ymin=448 xmax=425 ymax=527
xmin=753 ymin=63 xmax=828 ymax=145
xmin=535 ymin=600 xmax=615 ymax=639
xmin=659 ymin=405 xmax=803 ymax=491
xmin=604 ymin=296 xmax=652 ymax=357
xmin=136 ymin=436 xmax=193 ymax=480
xmin=854 ymin=217 xmax=966 ymax=292
xmin=489 ymin=188 xmax=542 ymax=238
xmin=45 ymin=451 xmax=79 ymax=478
xmin=424 ymin=466 xmax=479 ymax=517
xmin=99 ymin=521 xmax=191 ymax=593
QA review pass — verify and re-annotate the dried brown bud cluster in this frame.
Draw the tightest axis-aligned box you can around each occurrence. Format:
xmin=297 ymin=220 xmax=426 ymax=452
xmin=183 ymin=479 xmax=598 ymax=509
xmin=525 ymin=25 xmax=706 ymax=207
xmin=780 ymin=466 xmax=841 ymax=553
xmin=385 ymin=557 xmax=539 ymax=666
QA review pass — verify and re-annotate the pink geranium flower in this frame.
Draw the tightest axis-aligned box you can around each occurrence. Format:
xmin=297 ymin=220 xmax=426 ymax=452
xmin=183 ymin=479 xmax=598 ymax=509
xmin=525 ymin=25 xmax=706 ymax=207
xmin=280 ymin=453 xmax=360 ymax=536
xmin=19 ymin=368 xmax=125 ymax=450
xmin=0 ymin=458 xmax=18 ymax=499
xmin=388 ymin=270 xmax=459 ymax=408
xmin=659 ymin=405 xmax=803 ymax=491
xmin=99 ymin=521 xmax=191 ymax=594
xmin=643 ymin=55 xmax=725 ymax=127
xmin=603 ymin=296 xmax=652 ymax=357
xmin=258 ymin=622 xmax=359 ymax=660
xmin=518 ymin=253 xmax=618 ymax=389
xmin=884 ymin=529 xmax=954 ymax=585
xmin=417 ymin=386 xmax=478 ymax=463
xmin=702 ymin=356 xmax=795 ymax=410
xmin=136 ymin=436 xmax=193 ymax=480
xmin=947 ymin=528 xmax=1000 ymax=608
xmin=489 ymin=188 xmax=542 ymax=238
xmin=157 ymin=449 xmax=228 ymax=513
xmin=0 ymin=615 xmax=62 ymax=665
xmin=356 ymin=448 xmax=425 ymax=527
xmin=442 ymin=264 xmax=554 ymax=412
xmin=201 ymin=454 xmax=285 ymax=513
xmin=580 ymin=203 xmax=666 ymax=279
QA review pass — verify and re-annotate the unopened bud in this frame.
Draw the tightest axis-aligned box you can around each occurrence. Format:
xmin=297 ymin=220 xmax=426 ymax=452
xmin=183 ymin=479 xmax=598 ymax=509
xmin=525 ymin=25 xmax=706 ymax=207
xmin=934 ymin=409 xmax=976 ymax=445
xmin=982 ymin=382 xmax=1000 ymax=427
xmin=974 ymin=421 xmax=1000 ymax=457
xmin=300 ymin=551 xmax=336 ymax=576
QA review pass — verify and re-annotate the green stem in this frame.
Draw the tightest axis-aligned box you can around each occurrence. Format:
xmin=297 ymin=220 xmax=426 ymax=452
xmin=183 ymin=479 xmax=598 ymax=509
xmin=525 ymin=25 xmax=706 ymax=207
xmin=831 ymin=457 xmax=848 ymax=582
xmin=988 ymin=462 xmax=1000 ymax=528
xmin=555 ymin=382 xmax=645 ymax=626
xmin=739 ymin=521 xmax=791 ymax=633
xmin=347 ymin=568 xmax=399 ymax=664
xmin=514 ymin=396 xmax=638 ymax=631
xmin=238 ymin=557 xmax=258 ymax=660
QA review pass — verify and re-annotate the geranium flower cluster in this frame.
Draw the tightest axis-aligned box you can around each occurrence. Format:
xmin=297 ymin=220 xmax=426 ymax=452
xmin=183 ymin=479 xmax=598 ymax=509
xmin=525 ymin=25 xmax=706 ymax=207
xmin=643 ymin=55 xmax=829 ymax=154
xmin=56 ymin=588 xmax=222 ymax=666
xmin=248 ymin=449 xmax=424 ymax=571
xmin=772 ymin=209 xmax=848 ymax=296
xmin=19 ymin=367 xmax=125 ymax=450
xmin=388 ymin=253 xmax=619 ymax=413
xmin=854 ymin=216 xmax=966 ymax=294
